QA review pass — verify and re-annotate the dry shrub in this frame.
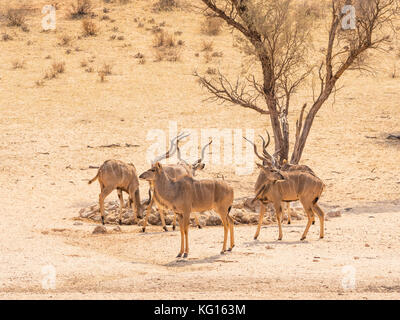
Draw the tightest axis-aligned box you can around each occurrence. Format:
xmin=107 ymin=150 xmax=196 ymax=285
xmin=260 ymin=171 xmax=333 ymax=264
xmin=69 ymin=0 xmax=93 ymax=19
xmin=52 ymin=61 xmax=66 ymax=74
xmin=206 ymin=67 xmax=217 ymax=75
xmin=2 ymin=33 xmax=13 ymax=41
xmin=59 ymin=34 xmax=72 ymax=46
xmin=201 ymin=17 xmax=223 ymax=36
xmin=153 ymin=30 xmax=176 ymax=48
xmin=152 ymin=30 xmax=181 ymax=62
xmin=44 ymin=61 xmax=65 ymax=79
xmin=153 ymin=0 xmax=179 ymax=12
xmin=12 ymin=60 xmax=25 ymax=69
xmin=99 ymin=63 xmax=113 ymax=75
xmin=6 ymin=8 xmax=26 ymax=27
xmin=201 ymin=40 xmax=214 ymax=52
xmin=82 ymin=20 xmax=98 ymax=36
xmin=154 ymin=46 xmax=181 ymax=62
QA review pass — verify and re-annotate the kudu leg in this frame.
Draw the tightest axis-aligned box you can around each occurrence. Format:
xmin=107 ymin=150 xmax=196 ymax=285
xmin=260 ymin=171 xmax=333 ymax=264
xmin=142 ymin=196 xmax=154 ymax=232
xmin=183 ymin=214 xmax=190 ymax=258
xmin=254 ymin=203 xmax=266 ymax=240
xmin=195 ymin=213 xmax=202 ymax=229
xmin=117 ymin=189 xmax=124 ymax=225
xmin=99 ymin=187 xmax=113 ymax=225
xmin=159 ymin=209 xmax=168 ymax=232
xmin=227 ymin=215 xmax=235 ymax=251
xmin=311 ymin=203 xmax=325 ymax=239
xmin=176 ymin=214 xmax=185 ymax=258
xmin=172 ymin=212 xmax=177 ymax=231
xmin=286 ymin=202 xmax=292 ymax=225
xmin=274 ymin=202 xmax=283 ymax=241
xmin=220 ymin=216 xmax=229 ymax=254
xmin=300 ymin=206 xmax=314 ymax=241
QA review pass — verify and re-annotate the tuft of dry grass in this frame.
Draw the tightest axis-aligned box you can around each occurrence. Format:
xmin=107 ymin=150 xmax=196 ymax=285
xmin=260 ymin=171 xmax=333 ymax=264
xmin=152 ymin=30 xmax=181 ymax=62
xmin=82 ymin=20 xmax=98 ymax=36
xmin=6 ymin=8 xmax=26 ymax=27
xmin=200 ymin=17 xmax=223 ymax=36
xmin=2 ymin=33 xmax=13 ymax=41
xmin=69 ymin=0 xmax=93 ymax=19
xmin=201 ymin=40 xmax=214 ymax=52
xmin=12 ymin=60 xmax=25 ymax=70
xmin=44 ymin=61 xmax=66 ymax=80
xmin=153 ymin=0 xmax=180 ymax=12
xmin=99 ymin=63 xmax=113 ymax=76
xmin=153 ymin=30 xmax=176 ymax=48
xmin=58 ymin=34 xmax=72 ymax=46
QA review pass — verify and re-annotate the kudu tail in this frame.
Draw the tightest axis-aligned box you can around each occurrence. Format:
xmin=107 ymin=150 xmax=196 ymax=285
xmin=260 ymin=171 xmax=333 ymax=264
xmin=88 ymin=172 xmax=99 ymax=185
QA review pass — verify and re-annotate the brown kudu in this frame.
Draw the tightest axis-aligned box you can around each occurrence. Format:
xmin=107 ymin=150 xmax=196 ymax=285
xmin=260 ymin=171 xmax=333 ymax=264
xmin=245 ymin=132 xmax=325 ymax=241
xmin=139 ymin=162 xmax=234 ymax=258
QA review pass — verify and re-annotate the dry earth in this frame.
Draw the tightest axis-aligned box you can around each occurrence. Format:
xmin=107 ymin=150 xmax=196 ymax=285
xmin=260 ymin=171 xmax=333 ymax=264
xmin=0 ymin=0 xmax=400 ymax=299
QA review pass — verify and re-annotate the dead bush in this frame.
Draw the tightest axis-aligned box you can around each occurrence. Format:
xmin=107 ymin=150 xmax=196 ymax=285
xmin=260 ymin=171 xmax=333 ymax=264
xmin=82 ymin=20 xmax=98 ymax=36
xmin=153 ymin=0 xmax=179 ymax=12
xmin=69 ymin=0 xmax=93 ymax=19
xmin=2 ymin=33 xmax=13 ymax=41
xmin=201 ymin=40 xmax=214 ymax=52
xmin=99 ymin=63 xmax=113 ymax=75
xmin=6 ymin=8 xmax=26 ymax=27
xmin=44 ymin=61 xmax=65 ymax=79
xmin=12 ymin=60 xmax=25 ymax=69
xmin=201 ymin=17 xmax=223 ymax=36
xmin=59 ymin=34 xmax=72 ymax=46
xmin=153 ymin=30 xmax=176 ymax=48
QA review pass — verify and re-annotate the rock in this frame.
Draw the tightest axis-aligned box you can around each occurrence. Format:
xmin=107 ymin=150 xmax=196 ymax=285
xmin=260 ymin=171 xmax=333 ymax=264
xmin=113 ymin=226 xmax=121 ymax=232
xmin=249 ymin=214 xmax=259 ymax=224
xmin=73 ymin=222 xmax=83 ymax=226
xmin=327 ymin=211 xmax=342 ymax=218
xmin=92 ymin=226 xmax=107 ymax=234
xmin=148 ymin=213 xmax=161 ymax=225
xmin=206 ymin=215 xmax=222 ymax=226
xmin=365 ymin=243 xmax=370 ymax=247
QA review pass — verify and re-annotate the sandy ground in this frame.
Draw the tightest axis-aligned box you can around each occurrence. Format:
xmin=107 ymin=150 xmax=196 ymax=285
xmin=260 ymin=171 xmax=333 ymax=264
xmin=0 ymin=0 xmax=400 ymax=299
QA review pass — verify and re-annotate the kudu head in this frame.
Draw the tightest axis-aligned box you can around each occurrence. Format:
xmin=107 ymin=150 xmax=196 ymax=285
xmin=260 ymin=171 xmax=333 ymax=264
xmin=176 ymin=139 xmax=213 ymax=176
xmin=139 ymin=161 xmax=163 ymax=182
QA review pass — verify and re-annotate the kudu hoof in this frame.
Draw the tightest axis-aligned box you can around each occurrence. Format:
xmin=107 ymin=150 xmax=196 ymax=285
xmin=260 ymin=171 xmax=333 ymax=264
xmin=198 ymin=225 xmax=202 ymax=229
xmin=141 ymin=227 xmax=146 ymax=233
xmin=312 ymin=221 xmax=315 ymax=225
xmin=101 ymin=218 xmax=105 ymax=225
xmin=183 ymin=253 xmax=188 ymax=258
xmin=300 ymin=237 xmax=306 ymax=241
xmin=118 ymin=219 xmax=122 ymax=225
xmin=176 ymin=253 xmax=183 ymax=258
xmin=220 ymin=250 xmax=226 ymax=255
xmin=163 ymin=226 xmax=168 ymax=232
xmin=287 ymin=221 xmax=291 ymax=225
xmin=172 ymin=226 xmax=176 ymax=231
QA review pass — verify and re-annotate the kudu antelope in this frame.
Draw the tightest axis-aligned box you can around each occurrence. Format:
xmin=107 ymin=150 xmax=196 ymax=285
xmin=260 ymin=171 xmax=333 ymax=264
xmin=139 ymin=162 xmax=235 ymax=258
xmin=142 ymin=133 xmax=212 ymax=232
xmin=88 ymin=159 xmax=142 ymax=225
xmin=245 ymin=133 xmax=325 ymax=241
xmin=245 ymin=132 xmax=317 ymax=225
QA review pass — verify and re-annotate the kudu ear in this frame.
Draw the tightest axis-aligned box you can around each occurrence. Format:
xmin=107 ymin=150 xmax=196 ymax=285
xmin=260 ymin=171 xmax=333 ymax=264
xmin=155 ymin=162 xmax=162 ymax=171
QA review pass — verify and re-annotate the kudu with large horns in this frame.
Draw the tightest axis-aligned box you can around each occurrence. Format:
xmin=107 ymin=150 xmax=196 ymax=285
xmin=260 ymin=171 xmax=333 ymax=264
xmin=245 ymin=132 xmax=325 ymax=241
xmin=139 ymin=162 xmax=234 ymax=258
xmin=88 ymin=159 xmax=143 ymax=225
xmin=142 ymin=133 xmax=212 ymax=232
